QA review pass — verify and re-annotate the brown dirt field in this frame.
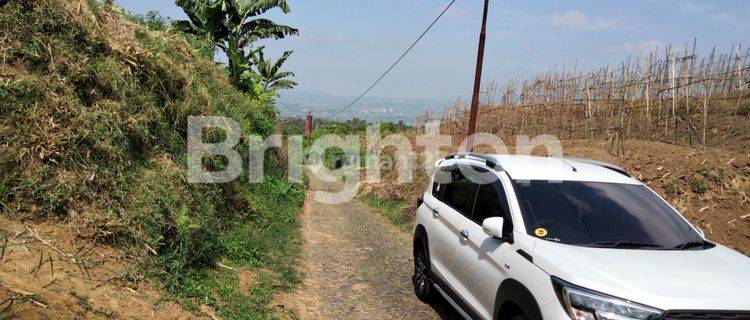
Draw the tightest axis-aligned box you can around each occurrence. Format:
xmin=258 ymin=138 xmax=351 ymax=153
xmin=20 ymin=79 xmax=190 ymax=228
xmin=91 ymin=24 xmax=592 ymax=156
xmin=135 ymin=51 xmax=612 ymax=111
xmin=0 ymin=217 xmax=205 ymax=320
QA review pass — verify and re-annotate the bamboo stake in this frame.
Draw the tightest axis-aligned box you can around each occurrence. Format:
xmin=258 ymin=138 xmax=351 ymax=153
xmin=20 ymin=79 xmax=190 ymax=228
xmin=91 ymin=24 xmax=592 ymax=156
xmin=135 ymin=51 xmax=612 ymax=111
xmin=735 ymin=44 xmax=743 ymax=115
xmin=671 ymin=48 xmax=677 ymax=143
xmin=645 ymin=52 xmax=651 ymax=129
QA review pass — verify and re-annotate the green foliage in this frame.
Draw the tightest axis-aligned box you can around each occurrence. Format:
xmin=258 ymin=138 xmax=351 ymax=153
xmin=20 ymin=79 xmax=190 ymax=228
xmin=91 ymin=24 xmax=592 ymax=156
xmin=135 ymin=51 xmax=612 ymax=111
xmin=125 ymin=159 xmax=228 ymax=290
xmin=168 ymin=176 xmax=304 ymax=320
xmin=380 ymin=120 xmax=412 ymax=133
xmin=690 ymin=166 xmax=721 ymax=195
xmin=129 ymin=10 xmax=170 ymax=30
xmin=278 ymin=116 xmax=306 ymax=135
xmin=690 ymin=178 xmax=708 ymax=195
xmin=665 ymin=176 xmax=709 ymax=196
xmin=281 ymin=117 xmax=397 ymax=137
xmin=293 ymin=118 xmax=410 ymax=169
xmin=250 ymin=47 xmax=297 ymax=94
xmin=694 ymin=166 xmax=725 ymax=184
xmin=126 ymin=10 xmax=216 ymax=59
xmin=360 ymin=193 xmax=410 ymax=232
xmin=308 ymin=122 xmax=363 ymax=169
xmin=663 ymin=180 xmax=685 ymax=196
xmin=1 ymin=1 xmax=302 ymax=318
xmin=173 ymin=0 xmax=299 ymax=91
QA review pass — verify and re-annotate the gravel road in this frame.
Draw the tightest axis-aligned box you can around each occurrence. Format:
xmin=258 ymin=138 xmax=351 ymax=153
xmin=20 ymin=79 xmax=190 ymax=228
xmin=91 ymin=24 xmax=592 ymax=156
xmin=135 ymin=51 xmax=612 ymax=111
xmin=281 ymin=174 xmax=461 ymax=320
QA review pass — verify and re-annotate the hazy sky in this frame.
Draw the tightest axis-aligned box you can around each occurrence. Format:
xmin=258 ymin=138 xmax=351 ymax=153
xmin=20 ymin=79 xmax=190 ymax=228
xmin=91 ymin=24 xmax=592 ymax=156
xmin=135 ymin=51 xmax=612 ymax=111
xmin=118 ymin=0 xmax=749 ymax=100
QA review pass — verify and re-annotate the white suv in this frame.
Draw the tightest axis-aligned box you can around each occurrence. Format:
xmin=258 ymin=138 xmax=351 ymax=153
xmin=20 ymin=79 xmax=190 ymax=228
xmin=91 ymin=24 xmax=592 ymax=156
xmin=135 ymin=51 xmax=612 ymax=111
xmin=412 ymin=153 xmax=750 ymax=320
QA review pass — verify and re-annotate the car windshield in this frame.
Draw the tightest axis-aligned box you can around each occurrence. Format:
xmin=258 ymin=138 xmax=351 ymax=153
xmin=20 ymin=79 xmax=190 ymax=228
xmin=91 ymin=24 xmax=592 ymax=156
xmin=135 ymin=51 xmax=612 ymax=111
xmin=513 ymin=180 xmax=705 ymax=249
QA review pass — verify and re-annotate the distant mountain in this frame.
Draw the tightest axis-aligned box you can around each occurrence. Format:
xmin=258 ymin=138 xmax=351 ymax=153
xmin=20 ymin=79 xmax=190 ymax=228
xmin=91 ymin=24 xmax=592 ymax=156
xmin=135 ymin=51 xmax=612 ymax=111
xmin=276 ymin=90 xmax=454 ymax=123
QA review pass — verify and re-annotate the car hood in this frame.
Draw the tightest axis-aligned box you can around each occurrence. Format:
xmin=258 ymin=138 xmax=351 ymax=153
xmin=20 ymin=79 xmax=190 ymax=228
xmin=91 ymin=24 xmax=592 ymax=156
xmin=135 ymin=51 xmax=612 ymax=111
xmin=533 ymin=240 xmax=750 ymax=311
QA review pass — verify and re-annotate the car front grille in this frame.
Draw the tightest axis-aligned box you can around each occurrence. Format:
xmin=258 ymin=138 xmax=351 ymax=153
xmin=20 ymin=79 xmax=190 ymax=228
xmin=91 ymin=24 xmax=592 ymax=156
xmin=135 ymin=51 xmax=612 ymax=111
xmin=661 ymin=311 xmax=750 ymax=320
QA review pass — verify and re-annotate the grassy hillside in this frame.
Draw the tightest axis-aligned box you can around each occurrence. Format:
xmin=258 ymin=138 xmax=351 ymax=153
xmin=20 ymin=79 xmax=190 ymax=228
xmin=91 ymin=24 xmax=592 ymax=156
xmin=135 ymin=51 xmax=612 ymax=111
xmin=0 ymin=0 xmax=302 ymax=318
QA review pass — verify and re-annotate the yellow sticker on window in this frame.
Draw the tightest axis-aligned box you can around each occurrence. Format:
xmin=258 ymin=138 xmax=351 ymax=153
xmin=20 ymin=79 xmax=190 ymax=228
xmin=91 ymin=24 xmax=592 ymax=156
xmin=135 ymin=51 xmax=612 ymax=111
xmin=535 ymin=228 xmax=548 ymax=237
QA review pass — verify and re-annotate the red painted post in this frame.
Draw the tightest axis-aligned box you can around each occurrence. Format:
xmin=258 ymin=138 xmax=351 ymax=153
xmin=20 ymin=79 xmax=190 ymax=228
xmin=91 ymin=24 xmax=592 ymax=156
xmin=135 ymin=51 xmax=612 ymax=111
xmin=304 ymin=112 xmax=313 ymax=138
xmin=305 ymin=111 xmax=312 ymax=138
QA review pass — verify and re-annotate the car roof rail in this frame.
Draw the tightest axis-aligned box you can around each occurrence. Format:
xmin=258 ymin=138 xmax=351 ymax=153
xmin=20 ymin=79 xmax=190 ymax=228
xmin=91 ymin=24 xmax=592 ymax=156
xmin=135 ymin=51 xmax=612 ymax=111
xmin=563 ymin=157 xmax=630 ymax=177
xmin=444 ymin=152 xmax=500 ymax=169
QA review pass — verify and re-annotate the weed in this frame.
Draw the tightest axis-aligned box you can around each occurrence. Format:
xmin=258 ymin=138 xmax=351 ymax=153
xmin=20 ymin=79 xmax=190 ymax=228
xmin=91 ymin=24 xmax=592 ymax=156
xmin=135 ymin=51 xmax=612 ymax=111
xmin=129 ymin=11 xmax=170 ymax=31
xmin=167 ymin=176 xmax=304 ymax=320
xmin=0 ymin=298 xmax=13 ymax=319
xmin=737 ymin=102 xmax=750 ymax=116
xmin=69 ymin=291 xmax=92 ymax=312
xmin=361 ymin=193 xmax=410 ymax=232
xmin=68 ymin=291 xmax=116 ymax=318
xmin=691 ymin=178 xmax=708 ymax=195
xmin=663 ymin=180 xmax=685 ymax=197
xmin=694 ymin=166 xmax=725 ymax=183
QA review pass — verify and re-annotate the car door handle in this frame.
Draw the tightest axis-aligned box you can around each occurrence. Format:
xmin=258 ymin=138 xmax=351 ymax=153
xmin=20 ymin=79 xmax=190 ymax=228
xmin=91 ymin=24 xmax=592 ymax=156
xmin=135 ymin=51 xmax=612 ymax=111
xmin=459 ymin=229 xmax=469 ymax=239
xmin=431 ymin=207 xmax=439 ymax=216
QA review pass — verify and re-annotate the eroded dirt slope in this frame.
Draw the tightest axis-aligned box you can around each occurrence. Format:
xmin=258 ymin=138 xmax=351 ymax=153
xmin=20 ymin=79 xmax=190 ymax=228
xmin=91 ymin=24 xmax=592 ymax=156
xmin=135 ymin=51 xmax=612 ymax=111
xmin=0 ymin=217 xmax=203 ymax=319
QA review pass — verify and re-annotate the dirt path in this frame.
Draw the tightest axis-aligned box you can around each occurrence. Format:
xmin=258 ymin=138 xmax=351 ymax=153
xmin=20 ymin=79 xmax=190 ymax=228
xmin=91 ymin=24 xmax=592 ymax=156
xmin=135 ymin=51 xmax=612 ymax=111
xmin=279 ymin=174 xmax=460 ymax=320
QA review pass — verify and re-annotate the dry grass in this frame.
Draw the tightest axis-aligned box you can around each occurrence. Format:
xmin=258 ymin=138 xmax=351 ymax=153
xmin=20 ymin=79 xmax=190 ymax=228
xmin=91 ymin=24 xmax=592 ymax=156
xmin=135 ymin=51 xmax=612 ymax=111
xmin=1 ymin=1 xmax=302 ymax=318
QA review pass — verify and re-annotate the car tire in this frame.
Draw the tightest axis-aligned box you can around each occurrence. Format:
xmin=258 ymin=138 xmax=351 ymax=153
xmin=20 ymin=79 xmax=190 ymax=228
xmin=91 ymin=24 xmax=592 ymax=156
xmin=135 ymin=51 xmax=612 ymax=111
xmin=412 ymin=241 xmax=433 ymax=302
xmin=508 ymin=315 xmax=527 ymax=320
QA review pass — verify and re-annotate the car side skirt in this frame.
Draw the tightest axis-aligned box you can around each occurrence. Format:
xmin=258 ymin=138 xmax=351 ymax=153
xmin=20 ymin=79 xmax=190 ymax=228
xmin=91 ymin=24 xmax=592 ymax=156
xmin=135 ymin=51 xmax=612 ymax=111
xmin=431 ymin=272 xmax=484 ymax=320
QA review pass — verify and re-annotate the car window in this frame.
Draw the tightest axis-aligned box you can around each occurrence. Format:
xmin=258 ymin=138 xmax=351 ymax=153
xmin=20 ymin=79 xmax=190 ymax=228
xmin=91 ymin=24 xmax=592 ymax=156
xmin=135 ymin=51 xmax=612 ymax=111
xmin=432 ymin=181 xmax=442 ymax=199
xmin=432 ymin=167 xmax=451 ymax=200
xmin=471 ymin=181 xmax=512 ymax=235
xmin=441 ymin=167 xmax=479 ymax=217
xmin=513 ymin=180 xmax=704 ymax=248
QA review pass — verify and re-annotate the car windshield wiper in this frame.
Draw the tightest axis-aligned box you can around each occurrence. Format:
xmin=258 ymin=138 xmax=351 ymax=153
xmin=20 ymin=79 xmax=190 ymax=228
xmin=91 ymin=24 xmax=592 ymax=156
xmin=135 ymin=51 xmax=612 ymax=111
xmin=672 ymin=241 xmax=708 ymax=250
xmin=585 ymin=241 xmax=664 ymax=249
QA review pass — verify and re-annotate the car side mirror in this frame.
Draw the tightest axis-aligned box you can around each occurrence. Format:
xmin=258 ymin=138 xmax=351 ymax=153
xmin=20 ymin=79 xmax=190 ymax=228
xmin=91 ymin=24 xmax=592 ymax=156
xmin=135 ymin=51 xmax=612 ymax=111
xmin=482 ymin=217 xmax=505 ymax=239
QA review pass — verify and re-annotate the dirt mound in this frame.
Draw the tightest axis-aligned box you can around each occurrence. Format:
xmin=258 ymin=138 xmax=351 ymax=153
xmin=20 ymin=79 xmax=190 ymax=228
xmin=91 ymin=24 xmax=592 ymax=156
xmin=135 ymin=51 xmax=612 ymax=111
xmin=1 ymin=0 xmax=293 ymax=318
xmin=0 ymin=216 xmax=200 ymax=319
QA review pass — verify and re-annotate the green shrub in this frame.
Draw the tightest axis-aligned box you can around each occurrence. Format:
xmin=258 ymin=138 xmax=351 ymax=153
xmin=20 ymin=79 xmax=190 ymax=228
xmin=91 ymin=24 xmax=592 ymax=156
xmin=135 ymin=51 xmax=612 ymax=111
xmin=694 ymin=166 xmax=725 ymax=184
xmin=1 ymin=1 xmax=303 ymax=318
xmin=691 ymin=178 xmax=708 ymax=195
xmin=663 ymin=180 xmax=684 ymax=196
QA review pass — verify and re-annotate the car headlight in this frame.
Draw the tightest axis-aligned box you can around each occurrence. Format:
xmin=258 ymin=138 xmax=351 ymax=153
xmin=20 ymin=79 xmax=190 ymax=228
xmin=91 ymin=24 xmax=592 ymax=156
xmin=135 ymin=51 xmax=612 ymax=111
xmin=552 ymin=277 xmax=663 ymax=320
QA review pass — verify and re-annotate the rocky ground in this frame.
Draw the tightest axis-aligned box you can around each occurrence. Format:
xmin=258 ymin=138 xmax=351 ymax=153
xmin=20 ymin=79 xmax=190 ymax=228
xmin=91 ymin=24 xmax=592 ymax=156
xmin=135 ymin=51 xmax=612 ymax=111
xmin=276 ymin=173 xmax=460 ymax=320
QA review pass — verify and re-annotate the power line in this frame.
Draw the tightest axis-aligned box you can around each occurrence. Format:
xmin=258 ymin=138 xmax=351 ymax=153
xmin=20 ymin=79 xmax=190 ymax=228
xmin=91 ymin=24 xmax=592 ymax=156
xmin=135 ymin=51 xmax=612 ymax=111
xmin=328 ymin=0 xmax=457 ymax=119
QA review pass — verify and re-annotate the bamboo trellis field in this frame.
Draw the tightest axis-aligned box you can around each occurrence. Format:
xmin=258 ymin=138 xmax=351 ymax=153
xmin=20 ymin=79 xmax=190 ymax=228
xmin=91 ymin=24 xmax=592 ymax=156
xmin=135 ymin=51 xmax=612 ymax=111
xmin=419 ymin=42 xmax=750 ymax=154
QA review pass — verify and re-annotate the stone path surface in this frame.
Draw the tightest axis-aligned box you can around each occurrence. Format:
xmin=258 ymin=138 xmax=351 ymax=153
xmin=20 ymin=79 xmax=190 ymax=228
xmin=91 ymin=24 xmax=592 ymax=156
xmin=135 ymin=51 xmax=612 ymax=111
xmin=281 ymin=174 xmax=461 ymax=319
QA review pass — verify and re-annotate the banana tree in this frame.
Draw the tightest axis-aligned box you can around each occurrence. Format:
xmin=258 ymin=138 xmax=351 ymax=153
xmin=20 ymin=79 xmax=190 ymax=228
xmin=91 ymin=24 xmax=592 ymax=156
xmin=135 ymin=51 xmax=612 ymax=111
xmin=252 ymin=48 xmax=297 ymax=94
xmin=173 ymin=0 xmax=298 ymax=88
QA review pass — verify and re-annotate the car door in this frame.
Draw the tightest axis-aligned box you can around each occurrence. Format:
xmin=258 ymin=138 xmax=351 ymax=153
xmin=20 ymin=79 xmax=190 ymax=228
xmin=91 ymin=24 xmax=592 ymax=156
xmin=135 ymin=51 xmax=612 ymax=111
xmin=424 ymin=166 xmax=452 ymax=276
xmin=428 ymin=164 xmax=479 ymax=287
xmin=454 ymin=170 xmax=515 ymax=319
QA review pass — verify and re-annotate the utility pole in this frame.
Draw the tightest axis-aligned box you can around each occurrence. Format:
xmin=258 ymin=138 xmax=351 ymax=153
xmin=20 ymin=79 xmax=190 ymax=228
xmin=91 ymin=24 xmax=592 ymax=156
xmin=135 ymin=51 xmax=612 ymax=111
xmin=466 ymin=0 xmax=490 ymax=152
xmin=304 ymin=111 xmax=313 ymax=138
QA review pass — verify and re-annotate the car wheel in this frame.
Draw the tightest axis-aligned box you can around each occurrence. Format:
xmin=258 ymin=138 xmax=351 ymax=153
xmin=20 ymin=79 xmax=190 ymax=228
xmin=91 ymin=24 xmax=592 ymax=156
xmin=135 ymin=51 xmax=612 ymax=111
xmin=509 ymin=315 xmax=527 ymax=320
xmin=412 ymin=242 xmax=433 ymax=302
